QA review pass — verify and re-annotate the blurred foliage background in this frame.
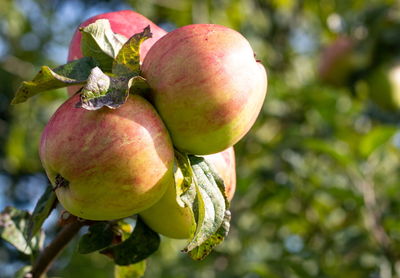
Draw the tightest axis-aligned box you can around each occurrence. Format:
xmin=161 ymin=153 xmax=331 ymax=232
xmin=1 ymin=0 xmax=400 ymax=277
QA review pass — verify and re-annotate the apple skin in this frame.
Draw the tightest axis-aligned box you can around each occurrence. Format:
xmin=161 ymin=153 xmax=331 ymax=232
xmin=39 ymin=94 xmax=174 ymax=220
xmin=141 ymin=24 xmax=268 ymax=155
xmin=367 ymin=63 xmax=400 ymax=111
xmin=67 ymin=10 xmax=167 ymax=96
xmin=139 ymin=147 xmax=236 ymax=239
xmin=318 ymin=36 xmax=355 ymax=87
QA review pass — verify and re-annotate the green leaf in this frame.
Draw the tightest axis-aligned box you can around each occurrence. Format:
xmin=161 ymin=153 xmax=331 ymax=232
xmin=78 ymin=222 xmax=115 ymax=254
xmin=106 ymin=217 xmax=160 ymax=266
xmin=174 ymin=152 xmax=231 ymax=259
xmin=359 ymin=126 xmax=397 ymax=159
xmin=80 ymin=19 xmax=127 ymax=72
xmin=129 ymin=76 xmax=152 ymax=97
xmin=26 ymin=185 xmax=57 ymax=244
xmin=76 ymin=67 xmax=130 ymax=110
xmin=112 ymin=25 xmax=152 ymax=77
xmin=188 ymin=210 xmax=231 ymax=260
xmin=12 ymin=57 xmax=97 ymax=104
xmin=114 ymin=261 xmax=146 ymax=278
xmin=14 ymin=265 xmax=32 ymax=278
xmin=202 ymin=158 xmax=230 ymax=209
xmin=0 ymin=207 xmax=44 ymax=255
xmin=180 ymin=155 xmax=229 ymax=258
xmin=173 ymin=151 xmax=197 ymax=237
xmin=115 ymin=219 xmax=134 ymax=242
xmin=174 ymin=151 xmax=195 ymax=197
xmin=304 ymin=139 xmax=352 ymax=167
xmin=51 ymin=56 xmax=99 ymax=81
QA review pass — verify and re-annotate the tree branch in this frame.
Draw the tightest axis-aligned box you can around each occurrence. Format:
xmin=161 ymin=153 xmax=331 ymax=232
xmin=27 ymin=219 xmax=86 ymax=278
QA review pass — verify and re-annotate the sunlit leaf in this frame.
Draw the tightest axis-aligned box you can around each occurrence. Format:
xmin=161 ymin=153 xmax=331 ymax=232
xmin=14 ymin=265 xmax=32 ymax=278
xmin=80 ymin=19 xmax=127 ymax=72
xmin=174 ymin=151 xmax=195 ymax=198
xmin=113 ymin=26 xmax=152 ymax=77
xmin=173 ymin=152 xmax=197 ymax=236
xmin=114 ymin=261 xmax=146 ymax=278
xmin=359 ymin=126 xmax=397 ymax=158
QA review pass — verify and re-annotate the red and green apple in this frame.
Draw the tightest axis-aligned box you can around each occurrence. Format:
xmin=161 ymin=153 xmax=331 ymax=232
xmin=141 ymin=24 xmax=268 ymax=155
xmin=39 ymin=94 xmax=174 ymax=220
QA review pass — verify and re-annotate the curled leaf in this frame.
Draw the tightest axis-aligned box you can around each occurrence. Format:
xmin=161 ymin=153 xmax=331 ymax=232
xmin=184 ymin=155 xmax=227 ymax=252
xmin=113 ymin=26 xmax=153 ymax=77
xmin=80 ymin=19 xmax=127 ymax=72
xmin=128 ymin=76 xmax=151 ymax=97
xmin=174 ymin=152 xmax=231 ymax=259
xmin=76 ymin=67 xmax=130 ymax=110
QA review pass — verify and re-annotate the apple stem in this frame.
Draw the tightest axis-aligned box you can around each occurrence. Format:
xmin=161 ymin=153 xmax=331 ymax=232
xmin=28 ymin=219 xmax=87 ymax=278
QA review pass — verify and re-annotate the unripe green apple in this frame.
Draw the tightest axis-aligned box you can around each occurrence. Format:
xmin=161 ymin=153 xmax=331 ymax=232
xmin=67 ymin=10 xmax=167 ymax=96
xmin=367 ymin=63 xmax=400 ymax=111
xmin=140 ymin=147 xmax=236 ymax=239
xmin=39 ymin=94 xmax=174 ymax=220
xmin=141 ymin=24 xmax=268 ymax=155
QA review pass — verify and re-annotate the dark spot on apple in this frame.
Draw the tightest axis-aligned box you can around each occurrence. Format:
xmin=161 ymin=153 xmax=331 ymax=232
xmin=54 ymin=174 xmax=70 ymax=190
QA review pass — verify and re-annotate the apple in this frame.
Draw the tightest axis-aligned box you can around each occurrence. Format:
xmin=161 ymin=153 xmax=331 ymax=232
xmin=367 ymin=62 xmax=400 ymax=111
xmin=140 ymin=147 xmax=236 ymax=239
xmin=67 ymin=10 xmax=167 ymax=96
xmin=141 ymin=24 xmax=268 ymax=155
xmin=318 ymin=36 xmax=355 ymax=86
xmin=39 ymin=94 xmax=174 ymax=220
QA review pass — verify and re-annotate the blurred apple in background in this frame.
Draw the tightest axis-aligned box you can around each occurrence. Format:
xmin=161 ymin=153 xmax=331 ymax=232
xmin=367 ymin=62 xmax=400 ymax=111
xmin=318 ymin=36 xmax=356 ymax=87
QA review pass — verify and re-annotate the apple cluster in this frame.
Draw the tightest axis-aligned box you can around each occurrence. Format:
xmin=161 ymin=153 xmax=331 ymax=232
xmin=39 ymin=11 xmax=267 ymax=240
